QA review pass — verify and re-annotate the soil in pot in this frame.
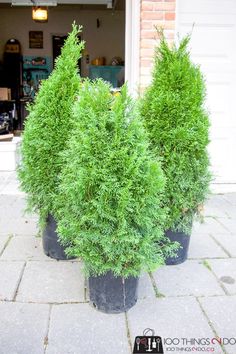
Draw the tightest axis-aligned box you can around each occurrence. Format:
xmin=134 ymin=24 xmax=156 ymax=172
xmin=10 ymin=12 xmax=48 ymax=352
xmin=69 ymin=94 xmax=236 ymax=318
xmin=88 ymin=271 xmax=138 ymax=314
xmin=165 ymin=229 xmax=191 ymax=265
xmin=43 ymin=214 xmax=76 ymax=260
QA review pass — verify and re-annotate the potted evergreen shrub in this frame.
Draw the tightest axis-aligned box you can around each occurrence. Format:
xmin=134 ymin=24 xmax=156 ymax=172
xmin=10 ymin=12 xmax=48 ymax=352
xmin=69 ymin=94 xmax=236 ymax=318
xmin=18 ymin=23 xmax=84 ymax=260
xmin=141 ymin=33 xmax=211 ymax=265
xmin=56 ymin=79 xmax=176 ymax=313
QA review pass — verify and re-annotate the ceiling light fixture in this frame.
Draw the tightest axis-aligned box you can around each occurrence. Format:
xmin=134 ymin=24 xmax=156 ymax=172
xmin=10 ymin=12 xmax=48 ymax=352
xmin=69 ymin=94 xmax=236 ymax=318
xmin=32 ymin=6 xmax=48 ymax=22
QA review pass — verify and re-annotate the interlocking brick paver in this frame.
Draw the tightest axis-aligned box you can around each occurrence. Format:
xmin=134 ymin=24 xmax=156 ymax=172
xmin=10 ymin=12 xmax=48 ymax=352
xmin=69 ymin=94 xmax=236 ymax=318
xmin=0 ymin=195 xmax=38 ymax=235
xmin=0 ymin=302 xmax=49 ymax=354
xmin=0 ymin=261 xmax=25 ymax=300
xmin=152 ymin=260 xmax=224 ymax=296
xmin=128 ymin=297 xmax=224 ymax=353
xmin=1 ymin=236 xmax=51 ymax=261
xmin=16 ymin=261 xmax=85 ymax=303
xmin=46 ymin=304 xmax=130 ymax=354
xmin=203 ymin=195 xmax=232 ymax=218
xmin=0 ymin=173 xmax=235 ymax=354
xmin=0 ymin=235 xmax=9 ymax=253
xmin=0 ymin=172 xmax=13 ymax=193
xmin=0 ymin=217 xmax=38 ymax=235
xmin=212 ymin=233 xmax=236 ymax=257
xmin=193 ymin=217 xmax=230 ymax=235
xmin=188 ymin=233 xmax=228 ymax=259
xmin=217 ymin=218 xmax=236 ymax=234
xmin=200 ymin=296 xmax=236 ymax=354
xmin=223 ymin=193 xmax=236 ymax=206
xmin=208 ymin=259 xmax=236 ymax=294
xmin=138 ymin=273 xmax=156 ymax=299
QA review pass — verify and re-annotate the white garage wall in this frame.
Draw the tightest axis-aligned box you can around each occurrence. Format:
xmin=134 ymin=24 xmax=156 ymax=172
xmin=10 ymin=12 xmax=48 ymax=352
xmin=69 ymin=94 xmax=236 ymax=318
xmin=0 ymin=5 xmax=125 ymax=77
xmin=176 ymin=0 xmax=236 ymax=192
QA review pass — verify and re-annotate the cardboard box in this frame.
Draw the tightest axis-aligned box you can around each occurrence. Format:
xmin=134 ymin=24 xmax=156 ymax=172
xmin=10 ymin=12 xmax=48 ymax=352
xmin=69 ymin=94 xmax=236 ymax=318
xmin=0 ymin=88 xmax=11 ymax=101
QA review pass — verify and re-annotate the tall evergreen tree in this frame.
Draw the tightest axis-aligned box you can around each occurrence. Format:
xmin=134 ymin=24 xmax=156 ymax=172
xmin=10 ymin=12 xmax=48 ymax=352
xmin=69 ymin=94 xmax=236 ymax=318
xmin=56 ymin=79 xmax=176 ymax=277
xmin=18 ymin=24 xmax=84 ymax=224
xmin=141 ymin=34 xmax=211 ymax=233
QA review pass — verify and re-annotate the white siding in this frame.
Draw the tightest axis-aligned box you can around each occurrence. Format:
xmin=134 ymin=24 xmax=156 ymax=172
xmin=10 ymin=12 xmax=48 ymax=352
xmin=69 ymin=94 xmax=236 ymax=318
xmin=177 ymin=0 xmax=236 ymax=189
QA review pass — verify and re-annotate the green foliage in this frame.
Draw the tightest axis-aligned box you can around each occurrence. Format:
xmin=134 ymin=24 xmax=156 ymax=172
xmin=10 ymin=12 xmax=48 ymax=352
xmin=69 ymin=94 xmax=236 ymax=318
xmin=18 ymin=23 xmax=85 ymax=225
xmin=56 ymin=79 xmax=175 ymax=277
xmin=141 ymin=34 xmax=211 ymax=233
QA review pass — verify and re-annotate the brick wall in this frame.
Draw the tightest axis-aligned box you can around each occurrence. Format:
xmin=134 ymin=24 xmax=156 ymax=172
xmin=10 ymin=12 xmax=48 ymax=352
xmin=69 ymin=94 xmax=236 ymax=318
xmin=139 ymin=0 xmax=176 ymax=92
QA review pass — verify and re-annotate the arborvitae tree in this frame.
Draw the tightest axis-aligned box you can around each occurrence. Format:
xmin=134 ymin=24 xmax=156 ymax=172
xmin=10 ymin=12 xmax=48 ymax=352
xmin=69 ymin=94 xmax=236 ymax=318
xmin=56 ymin=79 xmax=176 ymax=277
xmin=18 ymin=23 xmax=84 ymax=224
xmin=141 ymin=34 xmax=211 ymax=233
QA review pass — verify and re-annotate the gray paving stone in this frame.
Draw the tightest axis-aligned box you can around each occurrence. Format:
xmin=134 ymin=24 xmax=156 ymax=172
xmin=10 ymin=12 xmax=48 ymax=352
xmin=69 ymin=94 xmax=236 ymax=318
xmin=218 ymin=218 xmax=236 ymax=234
xmin=1 ymin=236 xmax=51 ymax=261
xmin=0 ymin=194 xmax=38 ymax=219
xmin=152 ymin=260 xmax=224 ymax=296
xmin=0 ymin=180 xmax=24 ymax=195
xmin=138 ymin=273 xmax=156 ymax=299
xmin=0 ymin=261 xmax=25 ymax=300
xmin=17 ymin=261 xmax=85 ymax=303
xmin=208 ymin=259 xmax=236 ymax=294
xmin=192 ymin=217 xmax=230 ymax=235
xmin=0 ymin=217 xmax=38 ymax=235
xmin=212 ymin=234 xmax=236 ymax=257
xmin=0 ymin=172 xmax=12 ymax=193
xmin=0 ymin=195 xmax=39 ymax=235
xmin=0 ymin=235 xmax=9 ymax=254
xmin=46 ymin=303 xmax=130 ymax=354
xmin=0 ymin=301 xmax=49 ymax=354
xmin=128 ymin=297 xmax=223 ymax=353
xmin=224 ymin=207 xmax=236 ymax=219
xmin=199 ymin=296 xmax=236 ymax=354
xmin=188 ymin=233 xmax=228 ymax=259
xmin=0 ymin=172 xmax=22 ymax=193
xmin=223 ymin=193 xmax=236 ymax=206
xmin=203 ymin=195 xmax=232 ymax=218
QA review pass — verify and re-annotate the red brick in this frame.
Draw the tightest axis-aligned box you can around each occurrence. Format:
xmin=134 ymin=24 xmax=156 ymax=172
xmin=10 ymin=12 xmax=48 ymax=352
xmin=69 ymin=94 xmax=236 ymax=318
xmin=140 ymin=66 xmax=153 ymax=76
xmin=141 ymin=11 xmax=164 ymax=21
xmin=141 ymin=2 xmax=153 ymax=11
xmin=141 ymin=29 xmax=158 ymax=39
xmin=139 ymin=0 xmax=176 ymax=92
xmin=141 ymin=38 xmax=157 ymax=48
xmin=154 ymin=2 xmax=176 ymax=11
xmin=140 ymin=48 xmax=155 ymax=58
xmin=155 ymin=20 xmax=175 ymax=30
xmin=141 ymin=58 xmax=153 ymax=67
xmin=165 ymin=12 xmax=175 ymax=20
xmin=141 ymin=21 xmax=153 ymax=30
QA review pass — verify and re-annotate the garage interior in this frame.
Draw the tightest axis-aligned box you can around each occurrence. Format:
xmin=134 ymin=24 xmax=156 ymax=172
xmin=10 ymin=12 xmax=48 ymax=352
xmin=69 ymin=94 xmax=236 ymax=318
xmin=0 ymin=0 xmax=125 ymax=132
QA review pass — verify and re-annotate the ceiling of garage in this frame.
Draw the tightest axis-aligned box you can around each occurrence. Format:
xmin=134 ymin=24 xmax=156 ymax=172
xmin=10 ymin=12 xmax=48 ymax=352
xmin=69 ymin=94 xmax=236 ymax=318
xmin=0 ymin=0 xmax=112 ymax=4
xmin=0 ymin=0 xmax=125 ymax=10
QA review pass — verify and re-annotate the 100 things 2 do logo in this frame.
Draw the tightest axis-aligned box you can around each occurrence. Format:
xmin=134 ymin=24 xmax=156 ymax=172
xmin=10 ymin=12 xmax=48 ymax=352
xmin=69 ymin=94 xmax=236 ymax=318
xmin=133 ymin=328 xmax=164 ymax=354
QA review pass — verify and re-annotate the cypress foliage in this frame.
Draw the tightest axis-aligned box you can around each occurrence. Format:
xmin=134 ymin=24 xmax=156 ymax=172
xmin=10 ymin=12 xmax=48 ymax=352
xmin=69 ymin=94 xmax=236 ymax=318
xmin=141 ymin=34 xmax=211 ymax=233
xmin=56 ymin=79 xmax=175 ymax=277
xmin=18 ymin=24 xmax=84 ymax=224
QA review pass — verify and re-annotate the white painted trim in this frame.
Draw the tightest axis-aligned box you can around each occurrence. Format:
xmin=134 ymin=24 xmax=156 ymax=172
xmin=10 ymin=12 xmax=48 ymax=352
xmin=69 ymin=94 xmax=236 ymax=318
xmin=125 ymin=0 xmax=140 ymax=97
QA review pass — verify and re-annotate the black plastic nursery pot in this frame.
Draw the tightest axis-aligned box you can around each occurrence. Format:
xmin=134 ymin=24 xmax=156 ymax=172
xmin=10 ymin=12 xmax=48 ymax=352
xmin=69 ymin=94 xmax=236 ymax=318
xmin=42 ymin=214 xmax=75 ymax=260
xmin=88 ymin=271 xmax=139 ymax=314
xmin=164 ymin=229 xmax=191 ymax=265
